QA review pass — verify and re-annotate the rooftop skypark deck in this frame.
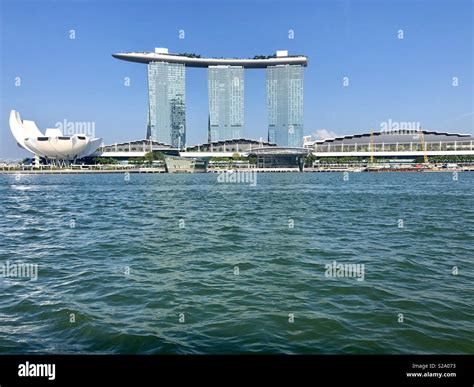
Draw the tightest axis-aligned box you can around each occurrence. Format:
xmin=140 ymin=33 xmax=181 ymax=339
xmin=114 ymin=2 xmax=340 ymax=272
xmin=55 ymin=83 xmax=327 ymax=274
xmin=112 ymin=48 xmax=308 ymax=68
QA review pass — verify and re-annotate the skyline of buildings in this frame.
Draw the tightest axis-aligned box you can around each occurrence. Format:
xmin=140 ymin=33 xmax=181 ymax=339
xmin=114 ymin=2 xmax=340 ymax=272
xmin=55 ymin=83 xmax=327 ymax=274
xmin=2 ymin=1 xmax=472 ymax=160
xmin=114 ymin=48 xmax=308 ymax=148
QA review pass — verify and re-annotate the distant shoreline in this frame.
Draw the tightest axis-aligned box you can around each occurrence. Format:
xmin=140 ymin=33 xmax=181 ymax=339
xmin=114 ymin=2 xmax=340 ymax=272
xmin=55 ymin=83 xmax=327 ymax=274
xmin=1 ymin=167 xmax=472 ymax=175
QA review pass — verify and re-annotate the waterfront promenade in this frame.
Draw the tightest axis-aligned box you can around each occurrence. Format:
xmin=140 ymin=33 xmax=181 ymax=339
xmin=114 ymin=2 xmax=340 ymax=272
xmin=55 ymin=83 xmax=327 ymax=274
xmin=2 ymin=164 xmax=474 ymax=174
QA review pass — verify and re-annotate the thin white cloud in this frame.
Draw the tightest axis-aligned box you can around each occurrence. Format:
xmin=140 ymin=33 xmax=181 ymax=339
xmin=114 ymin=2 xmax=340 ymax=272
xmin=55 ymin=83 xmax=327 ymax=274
xmin=312 ymin=129 xmax=339 ymax=140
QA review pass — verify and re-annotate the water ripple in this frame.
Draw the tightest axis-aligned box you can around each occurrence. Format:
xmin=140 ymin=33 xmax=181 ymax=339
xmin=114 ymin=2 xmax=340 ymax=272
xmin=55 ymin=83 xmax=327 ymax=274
xmin=0 ymin=172 xmax=472 ymax=354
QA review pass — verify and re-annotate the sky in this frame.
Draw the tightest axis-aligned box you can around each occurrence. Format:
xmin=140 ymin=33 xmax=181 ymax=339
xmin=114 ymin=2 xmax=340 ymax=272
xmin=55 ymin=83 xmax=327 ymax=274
xmin=0 ymin=0 xmax=472 ymax=159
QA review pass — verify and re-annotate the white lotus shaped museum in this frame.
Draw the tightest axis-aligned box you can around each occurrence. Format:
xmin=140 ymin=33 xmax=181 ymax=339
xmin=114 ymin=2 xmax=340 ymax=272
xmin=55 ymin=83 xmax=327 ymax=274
xmin=9 ymin=110 xmax=102 ymax=161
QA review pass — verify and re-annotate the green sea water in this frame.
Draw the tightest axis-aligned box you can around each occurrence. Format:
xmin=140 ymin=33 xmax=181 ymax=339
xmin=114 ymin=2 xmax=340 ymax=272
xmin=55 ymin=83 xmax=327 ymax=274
xmin=0 ymin=172 xmax=472 ymax=354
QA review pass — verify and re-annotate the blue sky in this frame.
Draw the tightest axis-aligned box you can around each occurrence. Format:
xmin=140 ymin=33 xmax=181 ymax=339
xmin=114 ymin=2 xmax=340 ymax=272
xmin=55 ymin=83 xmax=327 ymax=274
xmin=0 ymin=0 xmax=472 ymax=159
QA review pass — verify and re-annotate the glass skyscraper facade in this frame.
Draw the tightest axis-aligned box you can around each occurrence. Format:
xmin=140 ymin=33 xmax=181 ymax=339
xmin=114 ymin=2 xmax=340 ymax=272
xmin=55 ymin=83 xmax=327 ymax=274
xmin=147 ymin=62 xmax=186 ymax=148
xmin=266 ymin=65 xmax=304 ymax=147
xmin=208 ymin=66 xmax=244 ymax=142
